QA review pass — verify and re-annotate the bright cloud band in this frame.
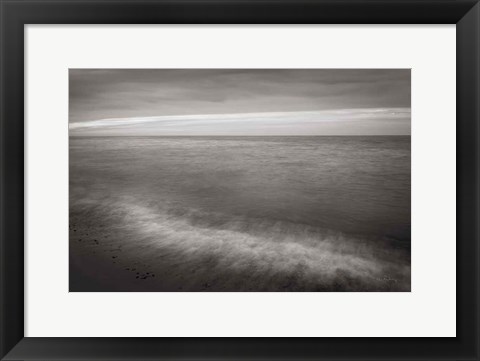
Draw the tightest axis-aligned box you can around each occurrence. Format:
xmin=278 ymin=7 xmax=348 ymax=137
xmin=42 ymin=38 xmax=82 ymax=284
xmin=69 ymin=108 xmax=411 ymax=136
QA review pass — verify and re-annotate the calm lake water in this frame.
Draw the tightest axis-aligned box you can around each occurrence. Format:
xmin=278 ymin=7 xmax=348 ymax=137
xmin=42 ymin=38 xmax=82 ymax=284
xmin=69 ymin=136 xmax=411 ymax=291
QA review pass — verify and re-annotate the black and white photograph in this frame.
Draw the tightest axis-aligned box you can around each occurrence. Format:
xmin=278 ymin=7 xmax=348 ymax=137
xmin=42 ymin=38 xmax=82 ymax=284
xmin=69 ymin=69 xmax=411 ymax=292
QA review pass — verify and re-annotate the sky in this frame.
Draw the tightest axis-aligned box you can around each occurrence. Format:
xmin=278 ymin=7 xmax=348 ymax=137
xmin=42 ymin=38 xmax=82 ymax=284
xmin=69 ymin=69 xmax=411 ymax=136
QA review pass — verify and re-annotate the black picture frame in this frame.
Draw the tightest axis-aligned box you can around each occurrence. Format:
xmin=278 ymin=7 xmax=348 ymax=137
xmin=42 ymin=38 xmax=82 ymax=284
xmin=1 ymin=0 xmax=478 ymax=360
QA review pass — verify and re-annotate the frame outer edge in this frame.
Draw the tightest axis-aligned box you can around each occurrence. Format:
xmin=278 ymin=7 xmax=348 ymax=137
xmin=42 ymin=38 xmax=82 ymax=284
xmin=0 ymin=0 xmax=479 ymax=360
xmin=0 ymin=0 xmax=26 ymax=360
xmin=457 ymin=2 xmax=480 ymax=359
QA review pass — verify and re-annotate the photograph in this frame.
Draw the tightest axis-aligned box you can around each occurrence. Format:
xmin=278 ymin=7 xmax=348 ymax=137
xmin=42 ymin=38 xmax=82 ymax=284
xmin=69 ymin=69 xmax=411 ymax=292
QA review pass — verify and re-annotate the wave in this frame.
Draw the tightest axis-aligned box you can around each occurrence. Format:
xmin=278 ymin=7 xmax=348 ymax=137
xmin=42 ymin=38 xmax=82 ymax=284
xmin=70 ymin=195 xmax=411 ymax=291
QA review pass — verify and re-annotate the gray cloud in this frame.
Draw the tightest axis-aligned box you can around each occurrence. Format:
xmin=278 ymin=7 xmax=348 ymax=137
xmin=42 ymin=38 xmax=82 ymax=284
xmin=69 ymin=69 xmax=410 ymax=135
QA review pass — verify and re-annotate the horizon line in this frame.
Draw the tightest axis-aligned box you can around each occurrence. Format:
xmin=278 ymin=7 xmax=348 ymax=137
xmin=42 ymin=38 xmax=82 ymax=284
xmin=69 ymin=134 xmax=411 ymax=138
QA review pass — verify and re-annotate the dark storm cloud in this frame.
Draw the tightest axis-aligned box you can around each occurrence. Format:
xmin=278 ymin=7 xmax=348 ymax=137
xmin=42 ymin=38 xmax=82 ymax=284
xmin=69 ymin=69 xmax=410 ymax=135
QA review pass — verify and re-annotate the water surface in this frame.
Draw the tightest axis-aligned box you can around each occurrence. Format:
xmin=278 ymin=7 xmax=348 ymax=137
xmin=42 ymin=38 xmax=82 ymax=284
xmin=69 ymin=136 xmax=411 ymax=291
